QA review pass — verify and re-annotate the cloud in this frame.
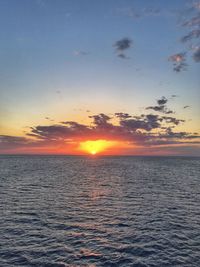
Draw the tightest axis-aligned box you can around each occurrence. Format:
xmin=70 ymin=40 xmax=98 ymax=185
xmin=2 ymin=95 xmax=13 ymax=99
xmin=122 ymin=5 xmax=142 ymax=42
xmin=183 ymin=105 xmax=190 ymax=109
xmin=27 ymin=124 xmax=87 ymax=140
xmin=0 ymin=135 xmax=37 ymax=150
xmin=114 ymin=38 xmax=132 ymax=51
xmin=146 ymin=105 xmax=165 ymax=112
xmin=119 ymin=114 xmax=161 ymax=132
xmin=157 ymin=96 xmax=168 ymax=105
xmin=89 ymin=113 xmax=112 ymax=127
xmin=181 ymin=29 xmax=200 ymax=43
xmin=172 ymin=2 xmax=200 ymax=67
xmin=45 ymin=117 xmax=54 ymax=122
xmin=193 ymin=46 xmax=200 ymax=61
xmin=1 ymin=97 xmax=199 ymax=154
xmin=73 ymin=50 xmax=89 ymax=56
xmin=61 ymin=121 xmax=90 ymax=130
xmin=182 ymin=13 xmax=200 ymax=28
xmin=113 ymin=38 xmax=132 ymax=59
xmin=0 ymin=135 xmax=29 ymax=144
xmin=117 ymin=53 xmax=130 ymax=59
xmin=115 ymin=6 xmax=161 ymax=20
xmin=171 ymin=95 xmax=178 ymax=99
xmin=161 ymin=116 xmax=185 ymax=125
xmin=146 ymin=97 xmax=174 ymax=114
xmin=168 ymin=52 xmax=188 ymax=72
xmin=115 ymin=113 xmax=132 ymax=119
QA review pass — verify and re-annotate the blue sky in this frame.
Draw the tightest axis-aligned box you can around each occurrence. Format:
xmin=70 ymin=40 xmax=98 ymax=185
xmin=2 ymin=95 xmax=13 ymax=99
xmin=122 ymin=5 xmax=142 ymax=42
xmin=0 ymin=0 xmax=199 ymax=154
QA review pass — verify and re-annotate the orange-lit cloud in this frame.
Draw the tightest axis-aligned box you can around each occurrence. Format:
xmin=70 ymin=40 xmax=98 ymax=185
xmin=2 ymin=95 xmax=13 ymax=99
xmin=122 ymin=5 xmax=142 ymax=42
xmin=0 ymin=97 xmax=200 ymax=155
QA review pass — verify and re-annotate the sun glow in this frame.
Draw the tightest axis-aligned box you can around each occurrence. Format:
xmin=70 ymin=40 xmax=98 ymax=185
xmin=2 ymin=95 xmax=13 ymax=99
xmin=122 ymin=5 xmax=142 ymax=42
xmin=79 ymin=140 xmax=117 ymax=155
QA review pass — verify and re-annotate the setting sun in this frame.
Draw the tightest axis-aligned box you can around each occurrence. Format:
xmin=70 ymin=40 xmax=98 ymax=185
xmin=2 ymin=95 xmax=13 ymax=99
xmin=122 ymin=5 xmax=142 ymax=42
xmin=79 ymin=140 xmax=117 ymax=155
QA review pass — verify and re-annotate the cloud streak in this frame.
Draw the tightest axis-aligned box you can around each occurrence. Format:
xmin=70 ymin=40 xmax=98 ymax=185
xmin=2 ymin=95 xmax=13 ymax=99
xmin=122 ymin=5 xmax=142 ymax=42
xmin=115 ymin=6 xmax=161 ymax=20
xmin=73 ymin=50 xmax=89 ymax=56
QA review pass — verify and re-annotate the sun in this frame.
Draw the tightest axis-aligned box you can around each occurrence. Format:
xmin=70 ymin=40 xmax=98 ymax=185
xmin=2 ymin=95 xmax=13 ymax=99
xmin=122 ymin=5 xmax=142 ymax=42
xmin=79 ymin=140 xmax=116 ymax=155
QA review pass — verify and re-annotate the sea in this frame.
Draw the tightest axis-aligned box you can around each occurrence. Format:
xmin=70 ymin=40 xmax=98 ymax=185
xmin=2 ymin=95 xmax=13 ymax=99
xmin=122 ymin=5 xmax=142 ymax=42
xmin=0 ymin=155 xmax=200 ymax=267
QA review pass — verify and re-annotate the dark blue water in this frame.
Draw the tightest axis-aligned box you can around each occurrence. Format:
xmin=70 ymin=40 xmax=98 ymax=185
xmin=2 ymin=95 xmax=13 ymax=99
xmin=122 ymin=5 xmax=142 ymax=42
xmin=0 ymin=156 xmax=200 ymax=266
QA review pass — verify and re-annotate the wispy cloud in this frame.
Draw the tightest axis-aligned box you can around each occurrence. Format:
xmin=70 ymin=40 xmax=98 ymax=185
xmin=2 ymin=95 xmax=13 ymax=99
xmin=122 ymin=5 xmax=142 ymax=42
xmin=170 ymin=1 xmax=200 ymax=69
xmin=73 ymin=50 xmax=89 ymax=56
xmin=115 ymin=6 xmax=161 ymax=20
xmin=181 ymin=29 xmax=200 ymax=43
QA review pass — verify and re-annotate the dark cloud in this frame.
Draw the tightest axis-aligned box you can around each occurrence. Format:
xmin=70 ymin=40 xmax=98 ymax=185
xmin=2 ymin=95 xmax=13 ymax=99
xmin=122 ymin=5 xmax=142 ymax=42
xmin=1 ymin=97 xmax=199 ymax=153
xmin=23 ymin=114 xmax=199 ymax=149
xmin=120 ymin=116 xmax=160 ymax=132
xmin=162 ymin=116 xmax=185 ymax=125
xmin=89 ymin=113 xmax=112 ymax=127
xmin=183 ymin=105 xmax=190 ymax=109
xmin=157 ymin=96 xmax=168 ymax=105
xmin=193 ymin=46 xmax=200 ymax=61
xmin=146 ymin=105 xmax=165 ymax=112
xmin=0 ymin=135 xmax=36 ymax=150
xmin=146 ymin=97 xmax=174 ymax=114
xmin=181 ymin=29 xmax=200 ymax=43
xmin=113 ymin=38 xmax=132 ymax=59
xmin=173 ymin=62 xmax=188 ymax=72
xmin=164 ymin=110 xmax=174 ymax=114
xmin=27 ymin=125 xmax=73 ymax=140
xmin=160 ymin=127 xmax=196 ymax=139
xmin=168 ymin=52 xmax=188 ymax=72
xmin=0 ymin=135 xmax=29 ymax=144
xmin=117 ymin=53 xmax=130 ymax=59
xmin=115 ymin=113 xmax=132 ymax=119
xmin=114 ymin=38 xmax=132 ymax=51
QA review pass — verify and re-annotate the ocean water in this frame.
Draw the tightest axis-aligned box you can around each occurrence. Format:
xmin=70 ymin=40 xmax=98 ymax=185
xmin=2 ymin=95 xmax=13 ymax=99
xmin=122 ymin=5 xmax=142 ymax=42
xmin=0 ymin=155 xmax=200 ymax=267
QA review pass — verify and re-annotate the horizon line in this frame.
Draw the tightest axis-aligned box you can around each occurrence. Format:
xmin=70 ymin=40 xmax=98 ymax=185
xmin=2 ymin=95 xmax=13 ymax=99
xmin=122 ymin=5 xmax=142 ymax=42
xmin=0 ymin=154 xmax=199 ymax=157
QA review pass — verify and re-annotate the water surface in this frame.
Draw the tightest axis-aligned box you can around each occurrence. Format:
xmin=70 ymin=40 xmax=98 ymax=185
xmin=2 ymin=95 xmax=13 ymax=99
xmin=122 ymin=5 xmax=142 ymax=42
xmin=0 ymin=156 xmax=200 ymax=266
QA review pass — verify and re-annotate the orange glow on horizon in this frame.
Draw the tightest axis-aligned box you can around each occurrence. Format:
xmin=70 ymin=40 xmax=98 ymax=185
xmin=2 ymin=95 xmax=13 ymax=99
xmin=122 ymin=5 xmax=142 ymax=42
xmin=79 ymin=140 xmax=118 ymax=155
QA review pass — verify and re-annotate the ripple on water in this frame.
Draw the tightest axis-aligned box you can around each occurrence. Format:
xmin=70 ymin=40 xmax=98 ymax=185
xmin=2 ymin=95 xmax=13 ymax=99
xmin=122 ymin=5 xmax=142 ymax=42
xmin=0 ymin=156 xmax=200 ymax=266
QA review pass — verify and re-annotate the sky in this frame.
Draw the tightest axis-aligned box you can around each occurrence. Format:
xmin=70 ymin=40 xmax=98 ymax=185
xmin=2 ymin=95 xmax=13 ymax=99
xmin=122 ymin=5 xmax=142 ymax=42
xmin=0 ymin=0 xmax=200 ymax=155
